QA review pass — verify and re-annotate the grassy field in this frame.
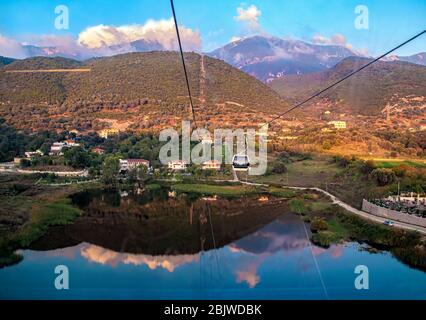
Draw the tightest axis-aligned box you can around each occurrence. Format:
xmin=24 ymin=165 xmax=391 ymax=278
xmin=253 ymin=157 xmax=343 ymax=187
xmin=0 ymin=176 xmax=99 ymax=267
xmin=251 ymin=154 xmax=421 ymax=209
xmin=18 ymin=199 xmax=81 ymax=247
xmin=372 ymin=160 xmax=426 ymax=169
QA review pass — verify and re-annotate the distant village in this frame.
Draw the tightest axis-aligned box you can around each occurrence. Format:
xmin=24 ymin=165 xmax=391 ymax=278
xmin=0 ymin=127 xmax=223 ymax=177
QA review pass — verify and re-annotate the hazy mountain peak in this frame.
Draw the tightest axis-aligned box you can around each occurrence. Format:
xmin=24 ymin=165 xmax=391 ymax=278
xmin=208 ymin=35 xmax=359 ymax=82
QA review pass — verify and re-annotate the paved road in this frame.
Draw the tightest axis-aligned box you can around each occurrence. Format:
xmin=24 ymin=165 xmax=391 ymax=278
xmin=232 ymin=172 xmax=426 ymax=235
xmin=284 ymin=186 xmax=426 ymax=235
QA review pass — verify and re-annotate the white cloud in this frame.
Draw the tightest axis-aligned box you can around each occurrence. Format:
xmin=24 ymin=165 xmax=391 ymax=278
xmin=78 ymin=18 xmax=201 ymax=51
xmin=312 ymin=33 xmax=360 ymax=52
xmin=24 ymin=34 xmax=93 ymax=59
xmin=235 ymin=4 xmax=262 ymax=32
xmin=0 ymin=34 xmax=27 ymax=58
xmin=312 ymin=33 xmax=369 ymax=56
xmin=312 ymin=33 xmax=344 ymax=46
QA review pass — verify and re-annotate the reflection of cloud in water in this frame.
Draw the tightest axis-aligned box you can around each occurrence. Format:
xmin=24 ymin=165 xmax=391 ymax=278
xmin=228 ymin=219 xmax=310 ymax=288
xmin=236 ymin=261 xmax=261 ymax=288
xmin=22 ymin=245 xmax=79 ymax=261
xmin=81 ymin=244 xmax=199 ymax=272
xmin=230 ymin=220 xmax=310 ymax=255
xmin=312 ymin=245 xmax=343 ymax=259
xmin=228 ymin=217 xmax=345 ymax=288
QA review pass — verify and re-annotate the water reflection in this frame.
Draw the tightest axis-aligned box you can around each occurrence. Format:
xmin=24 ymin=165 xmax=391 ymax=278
xmin=33 ymin=188 xmax=287 ymax=255
xmin=2 ymin=188 xmax=426 ymax=299
xmin=80 ymin=244 xmax=200 ymax=272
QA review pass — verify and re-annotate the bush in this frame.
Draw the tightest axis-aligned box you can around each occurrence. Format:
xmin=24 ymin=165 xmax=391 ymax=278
xmin=289 ymin=198 xmax=308 ymax=214
xmin=272 ymin=162 xmax=287 ymax=174
xmin=19 ymin=159 xmax=31 ymax=168
xmin=277 ymin=151 xmax=291 ymax=163
xmin=370 ymin=168 xmax=397 ymax=186
xmin=332 ymin=155 xmax=352 ymax=168
xmin=310 ymin=217 xmax=329 ymax=232
xmin=360 ymin=160 xmax=376 ymax=174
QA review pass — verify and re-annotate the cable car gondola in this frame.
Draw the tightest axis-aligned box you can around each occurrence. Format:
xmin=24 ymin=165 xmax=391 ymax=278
xmin=232 ymin=154 xmax=250 ymax=171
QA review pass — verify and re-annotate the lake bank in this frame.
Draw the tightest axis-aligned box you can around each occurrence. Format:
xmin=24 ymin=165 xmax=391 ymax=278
xmin=1 ymin=179 xmax=426 ymax=272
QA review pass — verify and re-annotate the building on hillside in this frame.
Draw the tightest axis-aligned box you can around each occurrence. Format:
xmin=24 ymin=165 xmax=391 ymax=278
xmin=14 ymin=157 xmax=24 ymax=164
xmin=168 ymin=160 xmax=187 ymax=171
xmin=49 ymin=140 xmax=81 ymax=156
xmin=49 ymin=142 xmax=66 ymax=155
xmin=279 ymin=136 xmax=298 ymax=140
xmin=119 ymin=159 xmax=150 ymax=172
xmin=202 ymin=160 xmax=221 ymax=170
xmin=65 ymin=139 xmax=80 ymax=147
xmin=328 ymin=121 xmax=347 ymax=129
xmin=99 ymin=129 xmax=119 ymax=139
xmin=24 ymin=150 xmax=43 ymax=158
xmin=91 ymin=147 xmax=105 ymax=155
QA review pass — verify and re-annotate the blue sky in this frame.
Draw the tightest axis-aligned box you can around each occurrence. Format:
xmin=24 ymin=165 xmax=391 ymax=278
xmin=0 ymin=0 xmax=425 ymax=56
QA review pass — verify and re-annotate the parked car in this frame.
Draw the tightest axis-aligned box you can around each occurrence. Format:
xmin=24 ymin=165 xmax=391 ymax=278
xmin=383 ymin=220 xmax=394 ymax=227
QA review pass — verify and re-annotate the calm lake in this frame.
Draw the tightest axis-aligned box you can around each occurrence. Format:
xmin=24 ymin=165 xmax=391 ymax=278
xmin=1 ymin=188 xmax=426 ymax=300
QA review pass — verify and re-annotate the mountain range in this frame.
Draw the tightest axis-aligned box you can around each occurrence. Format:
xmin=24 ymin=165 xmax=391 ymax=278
xmin=270 ymin=56 xmax=426 ymax=116
xmin=4 ymin=35 xmax=425 ymax=84
xmin=0 ymin=52 xmax=287 ymax=132
xmin=208 ymin=35 xmax=361 ymax=83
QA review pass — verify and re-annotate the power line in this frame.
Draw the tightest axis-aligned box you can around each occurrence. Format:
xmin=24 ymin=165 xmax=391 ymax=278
xmin=265 ymin=29 xmax=426 ymax=127
xmin=170 ymin=0 xmax=198 ymax=127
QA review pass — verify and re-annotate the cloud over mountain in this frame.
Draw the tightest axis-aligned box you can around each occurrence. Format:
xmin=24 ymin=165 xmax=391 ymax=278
xmin=235 ymin=4 xmax=262 ymax=32
xmin=0 ymin=18 xmax=201 ymax=60
xmin=0 ymin=34 xmax=27 ymax=59
xmin=78 ymin=18 xmax=201 ymax=51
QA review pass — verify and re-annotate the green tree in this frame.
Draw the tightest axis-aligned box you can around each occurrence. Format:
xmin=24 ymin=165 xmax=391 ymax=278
xmin=19 ymin=158 xmax=31 ymax=168
xmin=101 ymin=156 xmax=120 ymax=187
xmin=63 ymin=147 xmax=90 ymax=169
xmin=370 ymin=168 xmax=397 ymax=186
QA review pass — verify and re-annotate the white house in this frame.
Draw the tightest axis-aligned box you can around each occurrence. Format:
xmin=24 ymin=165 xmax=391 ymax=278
xmin=49 ymin=142 xmax=66 ymax=155
xmin=119 ymin=159 xmax=150 ymax=172
xmin=65 ymin=139 xmax=81 ymax=147
xmin=202 ymin=160 xmax=221 ymax=170
xmin=24 ymin=150 xmax=43 ymax=158
xmin=168 ymin=160 xmax=187 ymax=171
xmin=49 ymin=140 xmax=81 ymax=155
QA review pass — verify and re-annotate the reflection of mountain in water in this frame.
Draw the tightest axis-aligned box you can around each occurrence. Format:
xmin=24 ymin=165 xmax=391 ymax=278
xmin=28 ymin=192 xmax=335 ymax=289
xmin=230 ymin=214 xmax=311 ymax=255
xmin=31 ymin=189 xmax=289 ymax=256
